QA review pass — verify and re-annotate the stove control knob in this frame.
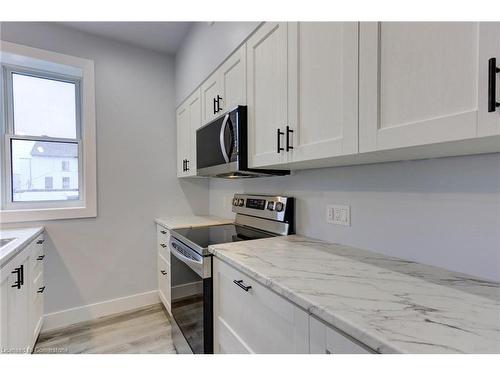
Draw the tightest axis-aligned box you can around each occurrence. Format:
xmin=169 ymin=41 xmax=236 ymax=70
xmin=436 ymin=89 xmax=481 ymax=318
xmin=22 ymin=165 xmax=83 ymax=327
xmin=267 ymin=201 xmax=275 ymax=211
xmin=238 ymin=198 xmax=245 ymax=207
xmin=233 ymin=198 xmax=239 ymax=206
xmin=275 ymin=202 xmax=284 ymax=212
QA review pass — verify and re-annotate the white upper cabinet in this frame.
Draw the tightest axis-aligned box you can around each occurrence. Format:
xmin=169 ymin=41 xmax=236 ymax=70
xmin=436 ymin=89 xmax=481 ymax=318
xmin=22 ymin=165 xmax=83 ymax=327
xmin=176 ymin=88 xmax=201 ymax=177
xmin=359 ymin=22 xmax=499 ymax=152
xmin=478 ymin=22 xmax=500 ymax=137
xmin=176 ymin=102 xmax=189 ymax=177
xmin=219 ymin=45 xmax=247 ymax=113
xmin=201 ymin=45 xmax=247 ymax=125
xmin=287 ymin=22 xmax=358 ymax=162
xmin=247 ymin=22 xmax=289 ymax=168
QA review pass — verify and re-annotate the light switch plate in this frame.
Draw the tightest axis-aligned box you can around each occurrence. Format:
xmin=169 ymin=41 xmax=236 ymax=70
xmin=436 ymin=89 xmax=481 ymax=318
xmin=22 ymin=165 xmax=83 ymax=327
xmin=327 ymin=205 xmax=350 ymax=226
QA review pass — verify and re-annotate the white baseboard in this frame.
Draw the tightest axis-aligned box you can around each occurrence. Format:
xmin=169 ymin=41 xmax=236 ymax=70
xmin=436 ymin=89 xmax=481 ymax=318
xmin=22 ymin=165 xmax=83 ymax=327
xmin=42 ymin=290 xmax=160 ymax=332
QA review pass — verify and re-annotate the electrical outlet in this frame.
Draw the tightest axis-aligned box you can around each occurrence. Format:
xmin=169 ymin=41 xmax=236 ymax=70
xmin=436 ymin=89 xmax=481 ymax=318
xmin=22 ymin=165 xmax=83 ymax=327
xmin=327 ymin=205 xmax=350 ymax=226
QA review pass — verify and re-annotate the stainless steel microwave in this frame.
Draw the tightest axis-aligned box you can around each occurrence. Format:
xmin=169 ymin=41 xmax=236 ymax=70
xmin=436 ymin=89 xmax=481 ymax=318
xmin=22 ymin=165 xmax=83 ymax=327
xmin=196 ymin=106 xmax=289 ymax=178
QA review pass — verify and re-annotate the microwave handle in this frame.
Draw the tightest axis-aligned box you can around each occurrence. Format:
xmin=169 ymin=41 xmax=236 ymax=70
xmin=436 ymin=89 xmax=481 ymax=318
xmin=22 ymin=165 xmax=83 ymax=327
xmin=219 ymin=113 xmax=231 ymax=163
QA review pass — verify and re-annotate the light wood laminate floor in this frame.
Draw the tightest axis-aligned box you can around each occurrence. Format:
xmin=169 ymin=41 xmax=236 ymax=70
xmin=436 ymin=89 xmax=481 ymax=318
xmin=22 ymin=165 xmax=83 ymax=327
xmin=34 ymin=304 xmax=177 ymax=354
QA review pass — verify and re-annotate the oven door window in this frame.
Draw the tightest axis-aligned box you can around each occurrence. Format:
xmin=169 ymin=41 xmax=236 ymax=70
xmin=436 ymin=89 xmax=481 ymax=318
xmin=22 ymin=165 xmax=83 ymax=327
xmin=170 ymin=252 xmax=205 ymax=354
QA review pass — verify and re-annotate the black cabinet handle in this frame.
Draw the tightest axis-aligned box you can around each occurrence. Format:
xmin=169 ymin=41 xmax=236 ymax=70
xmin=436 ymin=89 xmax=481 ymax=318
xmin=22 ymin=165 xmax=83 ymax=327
xmin=37 ymin=286 xmax=45 ymax=294
xmin=37 ymin=255 xmax=45 ymax=261
xmin=233 ymin=279 xmax=252 ymax=292
xmin=37 ymin=239 xmax=44 ymax=245
xmin=160 ymin=270 xmax=167 ymax=276
xmin=216 ymin=95 xmax=223 ymax=113
xmin=488 ymin=57 xmax=500 ymax=112
xmin=160 ymin=243 xmax=167 ymax=248
xmin=277 ymin=129 xmax=284 ymax=153
xmin=160 ymin=230 xmax=167 ymax=235
xmin=286 ymin=125 xmax=294 ymax=151
xmin=11 ymin=265 xmax=23 ymax=289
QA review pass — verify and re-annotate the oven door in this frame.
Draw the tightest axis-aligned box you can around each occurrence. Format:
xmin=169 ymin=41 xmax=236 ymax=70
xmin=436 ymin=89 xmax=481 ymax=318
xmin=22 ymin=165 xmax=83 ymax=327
xmin=169 ymin=237 xmax=213 ymax=354
xmin=196 ymin=107 xmax=240 ymax=176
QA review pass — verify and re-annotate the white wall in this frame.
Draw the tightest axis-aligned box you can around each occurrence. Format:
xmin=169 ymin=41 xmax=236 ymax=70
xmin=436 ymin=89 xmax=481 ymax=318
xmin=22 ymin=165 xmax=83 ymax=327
xmin=175 ymin=22 xmax=260 ymax=104
xmin=176 ymin=22 xmax=500 ymax=282
xmin=1 ymin=22 xmax=209 ymax=314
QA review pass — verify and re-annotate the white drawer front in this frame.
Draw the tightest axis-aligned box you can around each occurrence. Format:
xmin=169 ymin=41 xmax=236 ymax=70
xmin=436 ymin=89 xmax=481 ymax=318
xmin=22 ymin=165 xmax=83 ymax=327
xmin=214 ymin=258 xmax=309 ymax=354
xmin=30 ymin=234 xmax=45 ymax=273
xmin=157 ymin=225 xmax=170 ymax=259
xmin=157 ymin=254 xmax=171 ymax=313
xmin=310 ymin=315 xmax=372 ymax=354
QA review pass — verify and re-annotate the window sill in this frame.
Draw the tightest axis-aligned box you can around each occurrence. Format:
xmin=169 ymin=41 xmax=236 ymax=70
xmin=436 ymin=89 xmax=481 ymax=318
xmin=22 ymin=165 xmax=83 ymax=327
xmin=0 ymin=205 xmax=97 ymax=223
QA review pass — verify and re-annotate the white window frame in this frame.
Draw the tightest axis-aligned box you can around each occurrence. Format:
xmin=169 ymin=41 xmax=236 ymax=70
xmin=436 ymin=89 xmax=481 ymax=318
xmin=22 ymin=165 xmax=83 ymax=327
xmin=0 ymin=41 xmax=96 ymax=223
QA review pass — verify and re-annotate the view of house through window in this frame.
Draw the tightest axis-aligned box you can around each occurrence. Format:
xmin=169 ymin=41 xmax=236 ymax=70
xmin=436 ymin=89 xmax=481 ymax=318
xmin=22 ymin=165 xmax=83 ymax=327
xmin=5 ymin=69 xmax=81 ymax=203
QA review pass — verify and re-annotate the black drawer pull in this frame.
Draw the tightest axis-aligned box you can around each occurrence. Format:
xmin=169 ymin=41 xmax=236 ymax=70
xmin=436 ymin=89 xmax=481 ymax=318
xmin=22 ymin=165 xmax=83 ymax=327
xmin=160 ymin=230 xmax=167 ymax=235
xmin=488 ymin=57 xmax=500 ymax=112
xmin=37 ymin=239 xmax=44 ymax=245
xmin=11 ymin=265 xmax=24 ymax=289
xmin=37 ymin=286 xmax=45 ymax=294
xmin=286 ymin=125 xmax=294 ymax=151
xmin=277 ymin=129 xmax=284 ymax=153
xmin=216 ymin=94 xmax=223 ymax=113
xmin=37 ymin=255 xmax=45 ymax=261
xmin=160 ymin=243 xmax=167 ymax=248
xmin=233 ymin=279 xmax=252 ymax=292
xmin=160 ymin=270 xmax=167 ymax=276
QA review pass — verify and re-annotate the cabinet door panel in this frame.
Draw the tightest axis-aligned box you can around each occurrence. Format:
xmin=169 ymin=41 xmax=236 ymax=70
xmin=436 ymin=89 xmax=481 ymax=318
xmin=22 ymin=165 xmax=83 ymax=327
xmin=478 ymin=22 xmax=500 ymax=136
xmin=247 ymin=22 xmax=289 ymax=167
xmin=360 ymin=22 xmax=481 ymax=152
xmin=220 ymin=45 xmax=247 ymax=112
xmin=176 ymin=104 xmax=189 ymax=177
xmin=200 ymin=72 xmax=221 ymax=125
xmin=158 ymin=254 xmax=171 ymax=313
xmin=310 ymin=316 xmax=372 ymax=354
xmin=288 ymin=22 xmax=358 ymax=162
xmin=213 ymin=258 xmax=309 ymax=354
xmin=186 ymin=89 xmax=201 ymax=176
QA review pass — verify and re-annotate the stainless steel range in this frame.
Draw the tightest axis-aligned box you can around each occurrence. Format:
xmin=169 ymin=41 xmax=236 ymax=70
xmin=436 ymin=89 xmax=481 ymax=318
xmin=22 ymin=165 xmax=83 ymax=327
xmin=169 ymin=194 xmax=294 ymax=354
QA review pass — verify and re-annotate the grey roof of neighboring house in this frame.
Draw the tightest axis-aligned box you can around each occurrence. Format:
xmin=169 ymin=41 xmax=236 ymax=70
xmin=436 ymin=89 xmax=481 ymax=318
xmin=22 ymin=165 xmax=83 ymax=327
xmin=30 ymin=141 xmax=78 ymax=157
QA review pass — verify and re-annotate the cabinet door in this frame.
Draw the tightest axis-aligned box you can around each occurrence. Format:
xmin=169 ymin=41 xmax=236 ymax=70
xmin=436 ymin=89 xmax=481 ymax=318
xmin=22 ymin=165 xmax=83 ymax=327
xmin=287 ymin=22 xmax=358 ymax=162
xmin=157 ymin=254 xmax=171 ymax=314
xmin=309 ymin=316 xmax=372 ymax=354
xmin=219 ymin=44 xmax=247 ymax=112
xmin=176 ymin=102 xmax=189 ymax=177
xmin=478 ymin=22 xmax=500 ymax=137
xmin=0 ymin=255 xmax=30 ymax=353
xmin=201 ymin=71 xmax=222 ymax=125
xmin=186 ymin=88 xmax=201 ymax=177
xmin=247 ymin=22 xmax=289 ymax=167
xmin=213 ymin=258 xmax=309 ymax=354
xmin=359 ymin=22 xmax=483 ymax=152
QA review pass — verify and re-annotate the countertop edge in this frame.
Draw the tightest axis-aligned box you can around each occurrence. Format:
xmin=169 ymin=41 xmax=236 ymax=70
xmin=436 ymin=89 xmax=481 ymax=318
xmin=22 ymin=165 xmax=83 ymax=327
xmin=0 ymin=226 xmax=45 ymax=268
xmin=154 ymin=215 xmax=233 ymax=230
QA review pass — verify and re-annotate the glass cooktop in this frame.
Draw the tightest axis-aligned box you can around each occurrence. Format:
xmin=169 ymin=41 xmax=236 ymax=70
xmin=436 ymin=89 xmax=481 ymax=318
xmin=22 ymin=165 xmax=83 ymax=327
xmin=172 ymin=224 xmax=275 ymax=251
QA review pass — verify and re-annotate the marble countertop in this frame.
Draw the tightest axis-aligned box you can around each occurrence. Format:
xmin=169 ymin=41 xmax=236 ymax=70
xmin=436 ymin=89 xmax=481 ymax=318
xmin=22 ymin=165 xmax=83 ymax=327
xmin=155 ymin=215 xmax=232 ymax=230
xmin=208 ymin=235 xmax=500 ymax=354
xmin=0 ymin=227 xmax=44 ymax=267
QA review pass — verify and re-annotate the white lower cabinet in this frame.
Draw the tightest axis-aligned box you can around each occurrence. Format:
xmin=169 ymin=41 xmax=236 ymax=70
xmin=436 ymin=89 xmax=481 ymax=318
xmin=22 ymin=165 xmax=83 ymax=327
xmin=0 ymin=233 xmax=45 ymax=354
xmin=213 ymin=257 xmax=374 ymax=354
xmin=213 ymin=257 xmax=309 ymax=353
xmin=156 ymin=225 xmax=171 ymax=314
xmin=309 ymin=316 xmax=372 ymax=354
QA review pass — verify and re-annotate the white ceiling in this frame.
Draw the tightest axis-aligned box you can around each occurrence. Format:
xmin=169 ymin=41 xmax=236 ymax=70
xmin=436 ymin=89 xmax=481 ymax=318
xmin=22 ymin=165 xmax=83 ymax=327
xmin=60 ymin=22 xmax=194 ymax=54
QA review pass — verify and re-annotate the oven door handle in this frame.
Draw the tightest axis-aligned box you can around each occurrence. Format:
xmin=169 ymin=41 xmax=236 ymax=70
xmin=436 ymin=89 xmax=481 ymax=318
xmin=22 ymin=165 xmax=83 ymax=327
xmin=219 ymin=113 xmax=230 ymax=163
xmin=170 ymin=241 xmax=205 ymax=278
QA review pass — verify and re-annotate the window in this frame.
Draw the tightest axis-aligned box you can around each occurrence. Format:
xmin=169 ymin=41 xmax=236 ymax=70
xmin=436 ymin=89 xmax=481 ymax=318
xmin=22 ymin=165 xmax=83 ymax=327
xmin=1 ymin=41 xmax=96 ymax=223
xmin=62 ymin=160 xmax=70 ymax=172
xmin=44 ymin=176 xmax=53 ymax=190
xmin=62 ymin=177 xmax=70 ymax=189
